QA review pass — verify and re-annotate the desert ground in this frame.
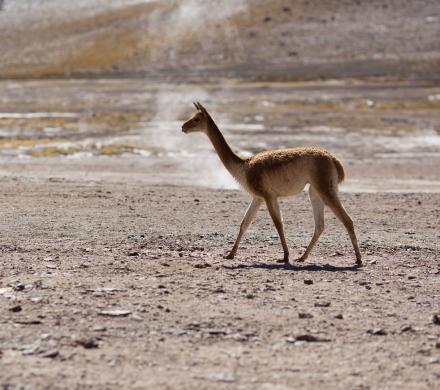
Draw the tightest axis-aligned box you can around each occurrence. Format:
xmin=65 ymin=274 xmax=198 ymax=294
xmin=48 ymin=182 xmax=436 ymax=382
xmin=1 ymin=1 xmax=440 ymax=388
xmin=0 ymin=177 xmax=439 ymax=389
xmin=0 ymin=78 xmax=439 ymax=389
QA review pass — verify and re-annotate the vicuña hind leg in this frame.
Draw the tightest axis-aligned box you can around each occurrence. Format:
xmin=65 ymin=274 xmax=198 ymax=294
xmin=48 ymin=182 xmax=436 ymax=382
xmin=225 ymin=197 xmax=262 ymax=259
xmin=319 ymin=190 xmax=362 ymax=265
xmin=296 ymin=186 xmax=325 ymax=262
xmin=265 ymin=196 xmax=289 ymax=263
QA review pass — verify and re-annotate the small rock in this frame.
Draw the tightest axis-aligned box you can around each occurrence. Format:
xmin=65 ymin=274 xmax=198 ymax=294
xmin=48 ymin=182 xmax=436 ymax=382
xmin=432 ymin=314 xmax=440 ymax=325
xmin=400 ymin=325 xmax=414 ymax=333
xmin=314 ymin=302 xmax=331 ymax=307
xmin=193 ymin=263 xmax=211 ymax=269
xmin=366 ymin=99 xmax=375 ymax=108
xmin=98 ymin=309 xmax=131 ymax=317
xmin=367 ymin=328 xmax=387 ymax=336
xmin=213 ymin=287 xmax=226 ymax=293
xmin=334 ymin=314 xmax=344 ymax=319
xmin=75 ymin=339 xmax=99 ymax=349
xmin=295 ymin=334 xmax=331 ymax=343
xmin=12 ymin=283 xmax=25 ymax=292
xmin=40 ymin=349 xmax=59 ymax=359
xmin=9 ymin=305 xmax=22 ymax=313
xmin=15 ymin=319 xmax=42 ymax=325
xmin=298 ymin=312 xmax=313 ymax=319
xmin=330 ymin=251 xmax=344 ymax=257
xmin=304 ymin=279 xmax=313 ymax=285
xmin=207 ymin=329 xmax=227 ymax=336
xmin=128 ymin=251 xmax=139 ymax=257
xmin=245 ymin=293 xmax=255 ymax=299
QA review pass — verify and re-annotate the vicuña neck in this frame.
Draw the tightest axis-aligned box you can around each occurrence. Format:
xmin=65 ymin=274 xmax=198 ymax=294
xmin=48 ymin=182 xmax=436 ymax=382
xmin=205 ymin=116 xmax=244 ymax=175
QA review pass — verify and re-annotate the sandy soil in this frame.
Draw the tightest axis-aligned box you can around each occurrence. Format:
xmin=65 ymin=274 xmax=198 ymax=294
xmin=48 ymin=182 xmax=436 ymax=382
xmin=0 ymin=176 xmax=439 ymax=389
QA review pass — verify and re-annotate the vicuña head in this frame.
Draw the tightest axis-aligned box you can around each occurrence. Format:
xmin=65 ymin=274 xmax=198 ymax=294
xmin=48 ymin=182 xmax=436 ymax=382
xmin=180 ymin=101 xmax=362 ymax=266
xmin=181 ymin=102 xmax=209 ymax=133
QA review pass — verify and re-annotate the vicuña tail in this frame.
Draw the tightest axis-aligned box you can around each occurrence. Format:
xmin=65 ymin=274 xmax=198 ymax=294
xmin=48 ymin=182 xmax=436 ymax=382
xmin=333 ymin=157 xmax=346 ymax=183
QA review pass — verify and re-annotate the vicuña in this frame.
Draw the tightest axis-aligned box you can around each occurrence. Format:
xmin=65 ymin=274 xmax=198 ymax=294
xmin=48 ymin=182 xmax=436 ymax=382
xmin=182 ymin=102 xmax=362 ymax=266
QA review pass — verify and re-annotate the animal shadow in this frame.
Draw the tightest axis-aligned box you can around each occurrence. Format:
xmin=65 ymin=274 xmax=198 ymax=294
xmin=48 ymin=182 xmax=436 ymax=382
xmin=222 ymin=261 xmax=361 ymax=272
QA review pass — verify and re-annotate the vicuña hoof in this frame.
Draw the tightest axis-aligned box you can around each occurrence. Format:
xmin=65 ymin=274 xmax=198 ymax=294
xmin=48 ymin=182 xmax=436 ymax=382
xmin=277 ymin=259 xmax=289 ymax=264
xmin=277 ymin=255 xmax=290 ymax=264
xmin=224 ymin=253 xmax=235 ymax=260
xmin=355 ymin=259 xmax=363 ymax=267
xmin=295 ymin=256 xmax=306 ymax=263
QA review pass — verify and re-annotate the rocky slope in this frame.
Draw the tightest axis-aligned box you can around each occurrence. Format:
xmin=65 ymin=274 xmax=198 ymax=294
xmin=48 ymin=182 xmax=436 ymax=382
xmin=0 ymin=0 xmax=439 ymax=80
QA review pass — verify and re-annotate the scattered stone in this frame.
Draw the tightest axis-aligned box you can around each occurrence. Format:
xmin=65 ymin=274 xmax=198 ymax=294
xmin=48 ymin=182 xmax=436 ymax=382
xmin=9 ymin=305 xmax=22 ymax=312
xmin=334 ymin=314 xmax=344 ymax=319
xmin=367 ymin=328 xmax=387 ymax=336
xmin=366 ymin=99 xmax=375 ymax=107
xmin=435 ymin=341 xmax=440 ymax=349
xmin=98 ymin=309 xmax=131 ymax=317
xmin=294 ymin=334 xmax=331 ymax=343
xmin=401 ymin=325 xmax=414 ymax=333
xmin=127 ymin=251 xmax=139 ymax=257
xmin=304 ymin=279 xmax=313 ymax=285
xmin=433 ymin=314 xmax=440 ymax=325
xmin=213 ymin=287 xmax=226 ymax=293
xmin=314 ymin=301 xmax=331 ymax=307
xmin=193 ymin=263 xmax=211 ymax=269
xmin=207 ymin=329 xmax=227 ymax=336
xmin=298 ymin=312 xmax=313 ymax=319
xmin=40 ymin=349 xmax=59 ymax=358
xmin=12 ymin=283 xmax=25 ymax=291
xmin=14 ymin=319 xmax=42 ymax=325
xmin=245 ymin=293 xmax=255 ymax=299
xmin=75 ymin=339 xmax=99 ymax=349
xmin=330 ymin=251 xmax=344 ymax=257
xmin=368 ymin=259 xmax=377 ymax=265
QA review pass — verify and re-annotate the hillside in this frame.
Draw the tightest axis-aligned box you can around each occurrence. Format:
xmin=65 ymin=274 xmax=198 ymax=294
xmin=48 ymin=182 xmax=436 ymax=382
xmin=0 ymin=0 xmax=439 ymax=81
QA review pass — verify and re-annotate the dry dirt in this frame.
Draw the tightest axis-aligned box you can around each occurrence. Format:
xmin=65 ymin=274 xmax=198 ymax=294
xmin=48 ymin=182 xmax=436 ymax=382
xmin=1 ymin=176 xmax=439 ymax=389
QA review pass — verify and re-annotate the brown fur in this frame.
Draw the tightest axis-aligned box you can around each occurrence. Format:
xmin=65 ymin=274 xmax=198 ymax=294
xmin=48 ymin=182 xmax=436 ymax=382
xmin=182 ymin=102 xmax=361 ymax=265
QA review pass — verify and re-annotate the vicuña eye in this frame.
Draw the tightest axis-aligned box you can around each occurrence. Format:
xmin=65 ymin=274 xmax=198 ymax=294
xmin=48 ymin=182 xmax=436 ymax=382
xmin=194 ymin=118 xmax=200 ymax=122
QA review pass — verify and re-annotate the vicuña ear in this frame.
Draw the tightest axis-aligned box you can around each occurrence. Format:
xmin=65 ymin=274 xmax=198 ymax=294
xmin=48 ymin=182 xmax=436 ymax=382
xmin=193 ymin=101 xmax=200 ymax=111
xmin=196 ymin=101 xmax=208 ymax=116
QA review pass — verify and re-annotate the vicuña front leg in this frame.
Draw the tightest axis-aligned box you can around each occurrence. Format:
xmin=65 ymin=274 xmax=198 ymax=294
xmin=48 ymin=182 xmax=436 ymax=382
xmin=296 ymin=186 xmax=325 ymax=262
xmin=265 ymin=196 xmax=289 ymax=263
xmin=225 ymin=197 xmax=262 ymax=259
